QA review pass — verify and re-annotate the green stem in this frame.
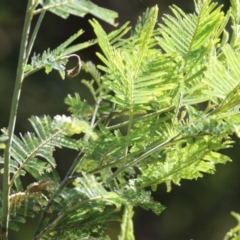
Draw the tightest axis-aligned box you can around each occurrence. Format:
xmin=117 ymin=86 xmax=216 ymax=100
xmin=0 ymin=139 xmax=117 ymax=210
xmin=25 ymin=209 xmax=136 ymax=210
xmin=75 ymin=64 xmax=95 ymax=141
xmin=25 ymin=10 xmax=46 ymax=65
xmin=106 ymin=132 xmax=181 ymax=183
xmin=1 ymin=1 xmax=35 ymax=238
xmin=106 ymin=106 xmax=174 ymax=131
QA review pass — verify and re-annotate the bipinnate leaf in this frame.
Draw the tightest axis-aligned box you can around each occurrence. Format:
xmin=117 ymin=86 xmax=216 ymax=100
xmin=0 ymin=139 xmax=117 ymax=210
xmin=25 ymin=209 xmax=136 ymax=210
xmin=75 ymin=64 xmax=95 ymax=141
xmin=39 ymin=0 xmax=118 ymax=26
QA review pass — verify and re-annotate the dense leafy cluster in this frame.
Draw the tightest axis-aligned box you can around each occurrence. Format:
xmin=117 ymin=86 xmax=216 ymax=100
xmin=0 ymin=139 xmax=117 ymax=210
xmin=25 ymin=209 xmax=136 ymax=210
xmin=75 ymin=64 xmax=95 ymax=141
xmin=2 ymin=0 xmax=240 ymax=239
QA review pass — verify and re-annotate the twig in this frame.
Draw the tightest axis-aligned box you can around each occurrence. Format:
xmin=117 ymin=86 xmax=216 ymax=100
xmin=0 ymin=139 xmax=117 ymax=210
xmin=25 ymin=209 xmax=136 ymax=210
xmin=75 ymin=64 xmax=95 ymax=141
xmin=34 ymin=97 xmax=102 ymax=237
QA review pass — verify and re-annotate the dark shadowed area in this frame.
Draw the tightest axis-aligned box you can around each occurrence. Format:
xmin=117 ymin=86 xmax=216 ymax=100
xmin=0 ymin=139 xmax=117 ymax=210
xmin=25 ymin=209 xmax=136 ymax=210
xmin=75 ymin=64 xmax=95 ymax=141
xmin=1 ymin=0 xmax=239 ymax=240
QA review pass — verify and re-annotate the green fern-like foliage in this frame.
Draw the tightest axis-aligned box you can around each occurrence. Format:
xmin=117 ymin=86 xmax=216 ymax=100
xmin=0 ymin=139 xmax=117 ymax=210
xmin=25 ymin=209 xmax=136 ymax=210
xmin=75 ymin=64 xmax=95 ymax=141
xmin=1 ymin=115 xmax=92 ymax=188
xmin=3 ymin=0 xmax=240 ymax=239
xmin=35 ymin=173 xmax=122 ymax=239
xmin=24 ymin=0 xmax=118 ymax=80
xmin=24 ymin=30 xmax=97 ymax=79
xmin=0 ymin=115 xmax=94 ymax=230
xmin=42 ymin=1 xmax=240 ymax=238
xmin=83 ymin=1 xmax=238 ymax=192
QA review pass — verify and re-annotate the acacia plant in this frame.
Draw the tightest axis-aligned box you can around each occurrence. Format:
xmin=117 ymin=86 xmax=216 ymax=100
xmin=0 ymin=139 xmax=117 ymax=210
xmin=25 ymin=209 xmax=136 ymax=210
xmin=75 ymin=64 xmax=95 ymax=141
xmin=1 ymin=0 xmax=240 ymax=239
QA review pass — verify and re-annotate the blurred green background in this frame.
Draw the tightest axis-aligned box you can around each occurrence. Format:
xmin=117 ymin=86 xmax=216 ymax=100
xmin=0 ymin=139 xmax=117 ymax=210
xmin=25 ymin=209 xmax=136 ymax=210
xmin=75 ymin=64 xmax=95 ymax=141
xmin=1 ymin=0 xmax=240 ymax=240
